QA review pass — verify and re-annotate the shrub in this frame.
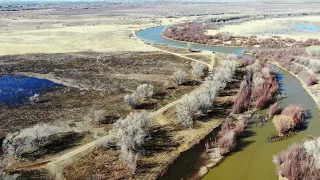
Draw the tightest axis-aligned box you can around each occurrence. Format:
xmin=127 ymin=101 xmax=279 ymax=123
xmin=273 ymin=142 xmax=320 ymax=180
xmin=308 ymin=59 xmax=320 ymax=74
xmin=272 ymin=115 xmax=295 ymax=135
xmin=191 ymin=61 xmax=208 ymax=79
xmin=172 ymin=70 xmax=188 ymax=85
xmin=281 ymin=105 xmax=305 ymax=126
xmin=307 ymin=46 xmax=320 ymax=57
xmin=124 ymin=93 xmax=139 ymax=108
xmin=304 ymin=137 xmax=320 ymax=169
xmin=221 ymin=118 xmax=234 ymax=132
xmin=136 ymin=84 xmax=154 ymax=98
xmin=93 ymin=110 xmax=106 ymax=125
xmin=232 ymin=73 xmax=252 ymax=114
xmin=298 ymin=70 xmax=317 ymax=86
xmin=111 ymin=111 xmax=151 ymax=152
xmin=234 ymin=120 xmax=246 ymax=136
xmin=176 ymin=95 xmax=200 ymax=128
xmin=110 ymin=111 xmax=151 ymax=172
xmin=29 ymin=93 xmax=40 ymax=104
xmin=218 ymin=130 xmax=236 ymax=155
xmin=2 ymin=124 xmax=61 ymax=158
xmin=268 ymin=103 xmax=283 ymax=118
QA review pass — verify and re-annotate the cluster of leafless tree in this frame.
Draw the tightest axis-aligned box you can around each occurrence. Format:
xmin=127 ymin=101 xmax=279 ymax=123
xmin=176 ymin=57 xmax=237 ymax=128
xmin=247 ymin=46 xmax=319 ymax=86
xmin=273 ymin=137 xmax=320 ymax=180
xmin=232 ymin=61 xmax=279 ymax=114
xmin=162 ymin=22 xmax=320 ymax=48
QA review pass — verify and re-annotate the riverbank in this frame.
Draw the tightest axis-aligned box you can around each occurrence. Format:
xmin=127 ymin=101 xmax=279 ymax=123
xmin=267 ymin=61 xmax=320 ymax=111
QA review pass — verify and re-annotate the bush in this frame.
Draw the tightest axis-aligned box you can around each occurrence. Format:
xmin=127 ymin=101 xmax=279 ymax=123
xmin=272 ymin=115 xmax=295 ymax=135
xmin=218 ymin=130 xmax=236 ymax=155
xmin=281 ymin=105 xmax=305 ymax=126
xmin=111 ymin=111 xmax=151 ymax=151
xmin=268 ymin=103 xmax=283 ymax=118
xmin=124 ymin=93 xmax=139 ymax=108
xmin=232 ymin=73 xmax=252 ymax=114
xmin=176 ymin=95 xmax=200 ymax=128
xmin=273 ymin=142 xmax=320 ymax=180
xmin=172 ymin=70 xmax=188 ymax=85
xmin=175 ymin=58 xmax=238 ymax=128
xmin=307 ymin=46 xmax=320 ymax=57
xmin=136 ymin=84 xmax=154 ymax=98
xmin=2 ymin=124 xmax=61 ymax=158
xmin=191 ymin=61 xmax=208 ymax=79
xmin=111 ymin=111 xmax=151 ymax=172
xmin=304 ymin=137 xmax=320 ymax=169
xmin=298 ymin=70 xmax=317 ymax=86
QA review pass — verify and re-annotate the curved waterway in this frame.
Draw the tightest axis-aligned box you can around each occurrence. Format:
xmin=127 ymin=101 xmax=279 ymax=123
xmin=137 ymin=26 xmax=320 ymax=180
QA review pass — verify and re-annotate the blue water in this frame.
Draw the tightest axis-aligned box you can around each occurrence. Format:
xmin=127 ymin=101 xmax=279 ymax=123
xmin=294 ymin=24 xmax=320 ymax=32
xmin=0 ymin=76 xmax=64 ymax=106
xmin=136 ymin=26 xmax=244 ymax=55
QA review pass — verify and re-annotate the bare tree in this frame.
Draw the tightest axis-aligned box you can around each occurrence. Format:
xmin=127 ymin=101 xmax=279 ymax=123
xmin=2 ymin=124 xmax=61 ymax=158
xmin=124 ymin=93 xmax=139 ymax=108
xmin=136 ymin=84 xmax=154 ymax=98
xmin=110 ymin=111 xmax=152 ymax=172
xmin=191 ymin=62 xmax=208 ymax=79
xmin=172 ymin=70 xmax=188 ymax=85
xmin=176 ymin=95 xmax=200 ymax=128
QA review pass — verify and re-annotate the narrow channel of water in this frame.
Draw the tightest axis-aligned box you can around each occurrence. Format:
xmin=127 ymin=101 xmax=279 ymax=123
xmin=136 ymin=26 xmax=244 ymax=55
xmin=137 ymin=26 xmax=320 ymax=180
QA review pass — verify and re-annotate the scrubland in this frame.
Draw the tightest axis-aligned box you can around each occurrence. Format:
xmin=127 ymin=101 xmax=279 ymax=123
xmin=1 ymin=2 xmax=320 ymax=180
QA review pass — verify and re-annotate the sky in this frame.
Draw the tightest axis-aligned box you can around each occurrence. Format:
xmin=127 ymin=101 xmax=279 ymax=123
xmin=0 ymin=0 xmax=257 ymax=2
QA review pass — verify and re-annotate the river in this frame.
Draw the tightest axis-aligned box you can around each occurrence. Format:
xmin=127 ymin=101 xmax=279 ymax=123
xmin=136 ymin=25 xmax=320 ymax=180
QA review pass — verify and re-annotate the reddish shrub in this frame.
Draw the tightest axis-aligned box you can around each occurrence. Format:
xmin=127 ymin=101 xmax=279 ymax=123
xmin=273 ymin=143 xmax=320 ymax=180
xmin=218 ymin=130 xmax=236 ymax=155
xmin=234 ymin=120 xmax=246 ymax=136
xmin=232 ymin=73 xmax=252 ymax=114
xmin=268 ymin=103 xmax=283 ymax=118
xmin=299 ymin=70 xmax=318 ymax=86
xmin=221 ymin=118 xmax=234 ymax=132
xmin=281 ymin=105 xmax=305 ymax=125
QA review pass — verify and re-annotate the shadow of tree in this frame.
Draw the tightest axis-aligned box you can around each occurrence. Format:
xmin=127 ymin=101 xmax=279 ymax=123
xmin=21 ymin=131 xmax=86 ymax=161
xmin=142 ymin=126 xmax=180 ymax=157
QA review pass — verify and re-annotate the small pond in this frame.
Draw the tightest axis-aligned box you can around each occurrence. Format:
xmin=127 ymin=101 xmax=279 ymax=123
xmin=0 ymin=75 xmax=64 ymax=106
